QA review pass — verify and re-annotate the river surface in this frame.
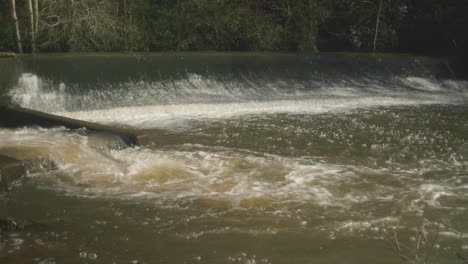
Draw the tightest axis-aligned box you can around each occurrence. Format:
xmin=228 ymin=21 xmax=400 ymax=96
xmin=1 ymin=54 xmax=468 ymax=263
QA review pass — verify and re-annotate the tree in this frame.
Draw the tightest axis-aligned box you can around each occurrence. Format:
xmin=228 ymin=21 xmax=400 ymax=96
xmin=39 ymin=0 xmax=122 ymax=51
xmin=34 ymin=0 xmax=38 ymax=33
xmin=373 ymin=0 xmax=383 ymax=53
xmin=10 ymin=0 xmax=22 ymax=53
xmin=269 ymin=0 xmax=322 ymax=51
xmin=27 ymin=0 xmax=36 ymax=52
xmin=0 ymin=0 xmax=465 ymax=56
xmin=318 ymin=0 xmax=407 ymax=52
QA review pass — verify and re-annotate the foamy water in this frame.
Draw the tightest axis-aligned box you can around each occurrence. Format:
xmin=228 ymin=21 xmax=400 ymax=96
xmin=0 ymin=126 xmax=465 ymax=215
xmin=8 ymin=73 xmax=468 ymax=129
xmin=2 ymin=58 xmax=468 ymax=263
xmin=3 ymin=72 xmax=468 ymax=212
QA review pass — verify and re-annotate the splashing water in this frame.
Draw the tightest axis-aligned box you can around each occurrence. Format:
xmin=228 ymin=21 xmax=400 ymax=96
xmin=8 ymin=72 xmax=468 ymax=129
xmin=2 ymin=55 xmax=468 ymax=263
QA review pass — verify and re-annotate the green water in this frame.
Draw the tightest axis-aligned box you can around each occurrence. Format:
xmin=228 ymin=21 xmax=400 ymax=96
xmin=1 ymin=54 xmax=468 ymax=263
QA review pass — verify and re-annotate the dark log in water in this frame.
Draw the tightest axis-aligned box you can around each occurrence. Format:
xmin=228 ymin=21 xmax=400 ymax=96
xmin=0 ymin=154 xmax=25 ymax=192
xmin=0 ymin=104 xmax=146 ymax=146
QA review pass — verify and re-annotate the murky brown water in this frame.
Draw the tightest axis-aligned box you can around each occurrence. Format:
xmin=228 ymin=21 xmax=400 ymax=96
xmin=1 ymin=54 xmax=468 ymax=263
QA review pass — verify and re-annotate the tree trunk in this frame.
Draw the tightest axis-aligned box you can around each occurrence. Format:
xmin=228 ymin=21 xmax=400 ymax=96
xmin=27 ymin=0 xmax=36 ymax=53
xmin=10 ymin=0 xmax=22 ymax=53
xmin=34 ymin=0 xmax=39 ymax=33
xmin=128 ymin=0 xmax=132 ymax=51
xmin=123 ymin=0 xmax=127 ymax=50
xmin=372 ymin=0 xmax=383 ymax=53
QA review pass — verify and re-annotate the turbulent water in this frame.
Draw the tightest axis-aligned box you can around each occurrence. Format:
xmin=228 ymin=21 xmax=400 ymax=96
xmin=1 ymin=54 xmax=468 ymax=263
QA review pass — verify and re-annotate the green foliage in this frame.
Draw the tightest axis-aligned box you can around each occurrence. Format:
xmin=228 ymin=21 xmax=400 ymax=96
xmin=0 ymin=0 xmax=466 ymax=58
xmin=0 ymin=0 xmax=14 ymax=51
xmin=0 ymin=16 xmax=14 ymax=51
xmin=399 ymin=0 xmax=468 ymax=55
xmin=318 ymin=0 xmax=407 ymax=52
xmin=137 ymin=0 xmax=313 ymax=51
xmin=38 ymin=0 xmax=124 ymax=52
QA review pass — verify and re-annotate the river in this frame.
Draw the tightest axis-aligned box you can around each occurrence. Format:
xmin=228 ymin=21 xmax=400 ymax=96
xmin=1 ymin=54 xmax=468 ymax=263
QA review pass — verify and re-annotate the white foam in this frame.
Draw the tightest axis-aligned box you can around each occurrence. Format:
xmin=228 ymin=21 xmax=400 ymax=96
xmin=1 ymin=126 xmax=467 ymax=243
xmin=403 ymin=77 xmax=443 ymax=91
xmin=4 ymin=72 xmax=468 ymax=219
xmin=9 ymin=73 xmax=468 ymax=119
xmin=10 ymin=73 xmax=67 ymax=112
xmin=0 ymin=128 xmax=398 ymax=208
xmin=53 ymin=94 xmax=464 ymax=129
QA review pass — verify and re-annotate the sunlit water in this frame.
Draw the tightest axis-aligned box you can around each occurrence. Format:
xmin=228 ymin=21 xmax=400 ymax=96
xmin=1 ymin=55 xmax=468 ymax=263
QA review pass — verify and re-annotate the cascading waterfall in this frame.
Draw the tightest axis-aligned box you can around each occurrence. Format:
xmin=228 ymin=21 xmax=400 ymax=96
xmin=8 ymin=66 xmax=468 ymax=128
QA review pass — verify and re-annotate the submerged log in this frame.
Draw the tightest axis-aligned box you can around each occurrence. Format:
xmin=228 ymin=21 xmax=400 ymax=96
xmin=0 ymin=104 xmax=146 ymax=146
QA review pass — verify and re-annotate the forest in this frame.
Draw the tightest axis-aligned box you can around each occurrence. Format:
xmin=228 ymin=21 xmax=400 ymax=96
xmin=0 ymin=0 xmax=466 ymax=60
